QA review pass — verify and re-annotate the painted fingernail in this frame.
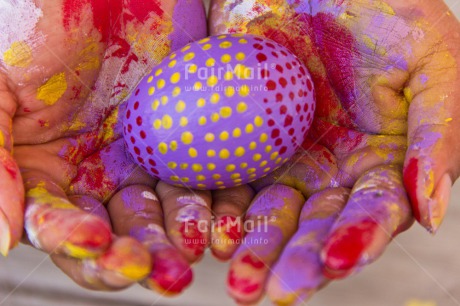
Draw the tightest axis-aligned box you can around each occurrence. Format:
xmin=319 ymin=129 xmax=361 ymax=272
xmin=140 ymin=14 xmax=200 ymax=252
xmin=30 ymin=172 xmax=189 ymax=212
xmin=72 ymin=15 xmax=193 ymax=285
xmin=211 ymin=215 xmax=242 ymax=260
xmin=427 ymin=173 xmax=452 ymax=234
xmin=228 ymin=253 xmax=267 ymax=303
xmin=0 ymin=208 xmax=11 ymax=256
xmin=321 ymin=220 xmax=378 ymax=279
xmin=144 ymin=248 xmax=193 ymax=295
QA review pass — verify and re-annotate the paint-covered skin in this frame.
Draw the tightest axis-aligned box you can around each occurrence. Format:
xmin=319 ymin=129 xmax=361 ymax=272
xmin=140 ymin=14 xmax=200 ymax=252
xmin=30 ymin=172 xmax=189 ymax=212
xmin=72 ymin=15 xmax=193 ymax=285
xmin=209 ymin=0 xmax=460 ymax=304
xmin=0 ymin=0 xmax=206 ymax=292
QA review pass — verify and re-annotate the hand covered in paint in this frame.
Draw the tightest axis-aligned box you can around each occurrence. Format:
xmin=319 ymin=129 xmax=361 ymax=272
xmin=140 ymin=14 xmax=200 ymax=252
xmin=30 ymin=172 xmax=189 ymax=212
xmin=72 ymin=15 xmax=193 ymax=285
xmin=0 ymin=0 xmax=207 ymax=293
xmin=209 ymin=0 xmax=460 ymax=303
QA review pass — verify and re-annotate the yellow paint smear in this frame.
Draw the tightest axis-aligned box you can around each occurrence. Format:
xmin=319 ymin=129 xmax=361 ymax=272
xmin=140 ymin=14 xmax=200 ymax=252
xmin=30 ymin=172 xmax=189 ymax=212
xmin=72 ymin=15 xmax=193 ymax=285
xmin=375 ymin=2 xmax=395 ymax=15
xmin=0 ymin=131 xmax=4 ymax=147
xmin=404 ymin=87 xmax=413 ymax=103
xmin=36 ymin=72 xmax=68 ymax=105
xmin=3 ymin=41 xmax=32 ymax=68
xmin=77 ymin=40 xmax=101 ymax=71
xmin=62 ymin=241 xmax=99 ymax=258
xmin=26 ymin=182 xmax=75 ymax=210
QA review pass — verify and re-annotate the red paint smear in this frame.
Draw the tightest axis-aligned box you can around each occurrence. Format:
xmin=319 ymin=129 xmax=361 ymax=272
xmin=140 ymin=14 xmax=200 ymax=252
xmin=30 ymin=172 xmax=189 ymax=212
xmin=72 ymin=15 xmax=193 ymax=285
xmin=323 ymin=220 xmax=377 ymax=278
xmin=218 ymin=216 xmax=242 ymax=241
xmin=241 ymin=254 xmax=265 ymax=269
xmin=403 ymin=158 xmax=421 ymax=221
xmin=179 ymin=220 xmax=207 ymax=256
xmin=149 ymin=248 xmax=193 ymax=294
xmin=3 ymin=157 xmax=17 ymax=180
xmin=228 ymin=269 xmax=260 ymax=294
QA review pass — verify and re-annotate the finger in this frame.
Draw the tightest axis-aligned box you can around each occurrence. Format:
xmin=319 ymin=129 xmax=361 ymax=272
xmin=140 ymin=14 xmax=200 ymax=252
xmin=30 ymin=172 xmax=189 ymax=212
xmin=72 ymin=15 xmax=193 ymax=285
xmin=322 ymin=165 xmax=413 ymax=279
xmin=109 ymin=185 xmax=193 ymax=295
xmin=51 ymin=236 xmax=151 ymax=290
xmin=211 ymin=185 xmax=254 ymax=261
xmin=0 ymin=75 xmax=23 ymax=255
xmin=266 ymin=188 xmax=349 ymax=305
xmin=155 ymin=181 xmax=212 ymax=263
xmin=69 ymin=195 xmax=112 ymax=229
xmin=227 ymin=184 xmax=304 ymax=304
xmin=23 ymin=171 xmax=112 ymax=258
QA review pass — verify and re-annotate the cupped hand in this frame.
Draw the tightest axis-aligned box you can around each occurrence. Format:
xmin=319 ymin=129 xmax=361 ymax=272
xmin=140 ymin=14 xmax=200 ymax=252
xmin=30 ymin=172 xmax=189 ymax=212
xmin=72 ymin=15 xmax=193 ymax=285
xmin=0 ymin=0 xmax=208 ymax=293
xmin=209 ymin=0 xmax=460 ymax=303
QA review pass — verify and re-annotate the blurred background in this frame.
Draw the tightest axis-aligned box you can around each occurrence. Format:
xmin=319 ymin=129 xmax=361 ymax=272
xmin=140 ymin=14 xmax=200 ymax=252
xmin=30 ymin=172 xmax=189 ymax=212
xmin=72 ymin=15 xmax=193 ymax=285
xmin=1 ymin=1 xmax=460 ymax=305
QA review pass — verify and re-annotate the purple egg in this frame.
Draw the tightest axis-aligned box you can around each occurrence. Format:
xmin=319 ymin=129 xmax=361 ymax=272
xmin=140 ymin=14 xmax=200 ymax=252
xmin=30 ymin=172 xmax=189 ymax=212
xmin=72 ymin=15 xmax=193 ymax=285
xmin=123 ymin=34 xmax=315 ymax=190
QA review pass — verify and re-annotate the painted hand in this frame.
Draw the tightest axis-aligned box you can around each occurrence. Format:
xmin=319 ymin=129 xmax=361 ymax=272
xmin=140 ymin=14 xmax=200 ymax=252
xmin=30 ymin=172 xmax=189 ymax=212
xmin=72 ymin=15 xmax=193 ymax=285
xmin=0 ymin=0 xmax=207 ymax=293
xmin=209 ymin=0 xmax=460 ymax=303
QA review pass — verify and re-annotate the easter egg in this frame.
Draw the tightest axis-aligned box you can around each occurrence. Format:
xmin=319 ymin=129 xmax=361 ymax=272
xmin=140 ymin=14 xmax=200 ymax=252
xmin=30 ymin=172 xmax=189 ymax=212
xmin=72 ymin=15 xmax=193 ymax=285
xmin=123 ymin=34 xmax=315 ymax=190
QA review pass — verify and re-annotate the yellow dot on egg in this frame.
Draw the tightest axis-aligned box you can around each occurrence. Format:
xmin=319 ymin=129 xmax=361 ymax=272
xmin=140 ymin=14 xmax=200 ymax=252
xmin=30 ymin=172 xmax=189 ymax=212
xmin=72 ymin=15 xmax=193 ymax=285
xmin=240 ymin=162 xmax=248 ymax=169
xmin=221 ymin=54 xmax=231 ymax=63
xmin=170 ymin=141 xmax=178 ymax=151
xmin=161 ymin=96 xmax=168 ymax=105
xmin=239 ymin=85 xmax=250 ymax=97
xmin=219 ymin=131 xmax=229 ymax=141
xmin=188 ymin=64 xmax=198 ymax=73
xmin=260 ymin=133 xmax=268 ymax=143
xmin=235 ymin=64 xmax=252 ymax=79
xmin=253 ymin=153 xmax=262 ymax=162
xmin=211 ymin=113 xmax=220 ymax=122
xmin=193 ymin=81 xmax=202 ymax=91
xmin=275 ymin=157 xmax=282 ymax=164
xmin=179 ymin=117 xmax=188 ymax=127
xmin=197 ymin=98 xmax=206 ymax=107
xmin=249 ymin=173 xmax=257 ymax=179
xmin=181 ymin=45 xmax=191 ymax=52
xmin=198 ymin=116 xmax=207 ymax=125
xmin=220 ymin=106 xmax=232 ymax=118
xmin=232 ymin=128 xmax=242 ymax=138
xmin=153 ymin=119 xmax=161 ymax=129
xmin=189 ymin=147 xmax=198 ymax=158
xmin=249 ymin=141 xmax=257 ymax=150
xmin=192 ymin=164 xmax=203 ymax=172
xmin=224 ymin=71 xmax=233 ymax=80
xmin=235 ymin=52 xmax=246 ymax=61
xmin=162 ymin=115 xmax=173 ymax=129
xmin=206 ymin=58 xmax=216 ymax=67
xmin=225 ymin=86 xmax=235 ymax=97
xmin=254 ymin=116 xmax=264 ymax=127
xmin=147 ymin=76 xmax=154 ymax=83
xmin=210 ymin=93 xmax=220 ymax=104
xmin=148 ymin=87 xmax=155 ymax=95
xmin=197 ymin=183 xmax=207 ymax=188
xmin=202 ymin=43 xmax=212 ymax=50
xmin=169 ymin=53 xmax=176 ymax=59
xmin=219 ymin=41 xmax=232 ymax=48
xmin=270 ymin=151 xmax=279 ymax=160
xmin=207 ymin=149 xmax=216 ymax=157
xmin=207 ymin=75 xmax=218 ymax=87
xmin=208 ymin=163 xmax=216 ymax=171
xmin=198 ymin=37 xmax=210 ymax=44
xmin=170 ymin=175 xmax=180 ymax=181
xmin=167 ymin=161 xmax=177 ymax=169
xmin=170 ymin=72 xmax=181 ymax=84
xmin=226 ymin=164 xmax=236 ymax=172
xmin=239 ymin=38 xmax=248 ymax=44
xmin=234 ymin=147 xmax=245 ymax=157
xmin=157 ymin=79 xmax=165 ymax=89
xmin=204 ymin=133 xmax=215 ymax=142
xmin=184 ymin=52 xmax=195 ymax=61
xmin=264 ymin=167 xmax=271 ymax=173
xmin=181 ymin=131 xmax=194 ymax=144
xmin=168 ymin=60 xmax=177 ymax=68
xmin=196 ymin=175 xmax=206 ymax=181
xmin=155 ymin=68 xmax=162 ymax=76
xmin=231 ymin=33 xmax=244 ymax=37
xmin=152 ymin=99 xmax=160 ymax=111
xmin=219 ymin=149 xmax=230 ymax=159
xmin=236 ymin=102 xmax=248 ymax=113
xmin=158 ymin=142 xmax=168 ymax=154
xmin=231 ymin=173 xmax=241 ymax=179
xmin=265 ymin=145 xmax=272 ymax=153
xmin=233 ymin=178 xmax=243 ymax=184
xmin=175 ymin=100 xmax=186 ymax=113
xmin=283 ymin=158 xmax=289 ymax=163
xmin=216 ymin=181 xmax=225 ymax=186
xmin=245 ymin=123 xmax=254 ymax=133
xmin=247 ymin=168 xmax=256 ymax=174
xmin=172 ymin=87 xmax=181 ymax=97
xmin=180 ymin=163 xmax=189 ymax=170
xmin=180 ymin=177 xmax=190 ymax=183
xmin=259 ymin=160 xmax=268 ymax=167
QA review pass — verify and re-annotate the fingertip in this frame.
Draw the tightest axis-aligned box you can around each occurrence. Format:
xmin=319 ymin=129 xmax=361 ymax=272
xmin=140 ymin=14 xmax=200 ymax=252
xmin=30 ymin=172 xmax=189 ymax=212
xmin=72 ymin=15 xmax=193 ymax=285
xmin=211 ymin=215 xmax=243 ymax=261
xmin=0 ymin=208 xmax=11 ymax=256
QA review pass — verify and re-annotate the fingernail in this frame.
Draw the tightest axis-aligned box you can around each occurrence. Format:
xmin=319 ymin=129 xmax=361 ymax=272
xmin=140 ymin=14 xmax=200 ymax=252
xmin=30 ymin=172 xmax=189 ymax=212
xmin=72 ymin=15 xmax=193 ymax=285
xmin=179 ymin=220 xmax=208 ymax=258
xmin=211 ymin=215 xmax=242 ymax=260
xmin=0 ymin=208 xmax=11 ymax=256
xmin=321 ymin=220 xmax=378 ymax=279
xmin=427 ymin=173 xmax=452 ymax=234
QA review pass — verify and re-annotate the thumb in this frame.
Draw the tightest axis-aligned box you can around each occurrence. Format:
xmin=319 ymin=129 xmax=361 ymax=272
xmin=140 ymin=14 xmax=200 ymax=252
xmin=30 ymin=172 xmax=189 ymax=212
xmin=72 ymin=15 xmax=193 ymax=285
xmin=0 ymin=73 xmax=24 ymax=255
xmin=403 ymin=19 xmax=460 ymax=233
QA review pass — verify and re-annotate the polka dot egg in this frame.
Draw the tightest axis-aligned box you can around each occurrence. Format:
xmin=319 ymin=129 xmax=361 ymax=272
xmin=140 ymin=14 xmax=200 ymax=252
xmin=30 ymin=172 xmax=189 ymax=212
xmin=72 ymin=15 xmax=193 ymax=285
xmin=123 ymin=34 xmax=315 ymax=190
